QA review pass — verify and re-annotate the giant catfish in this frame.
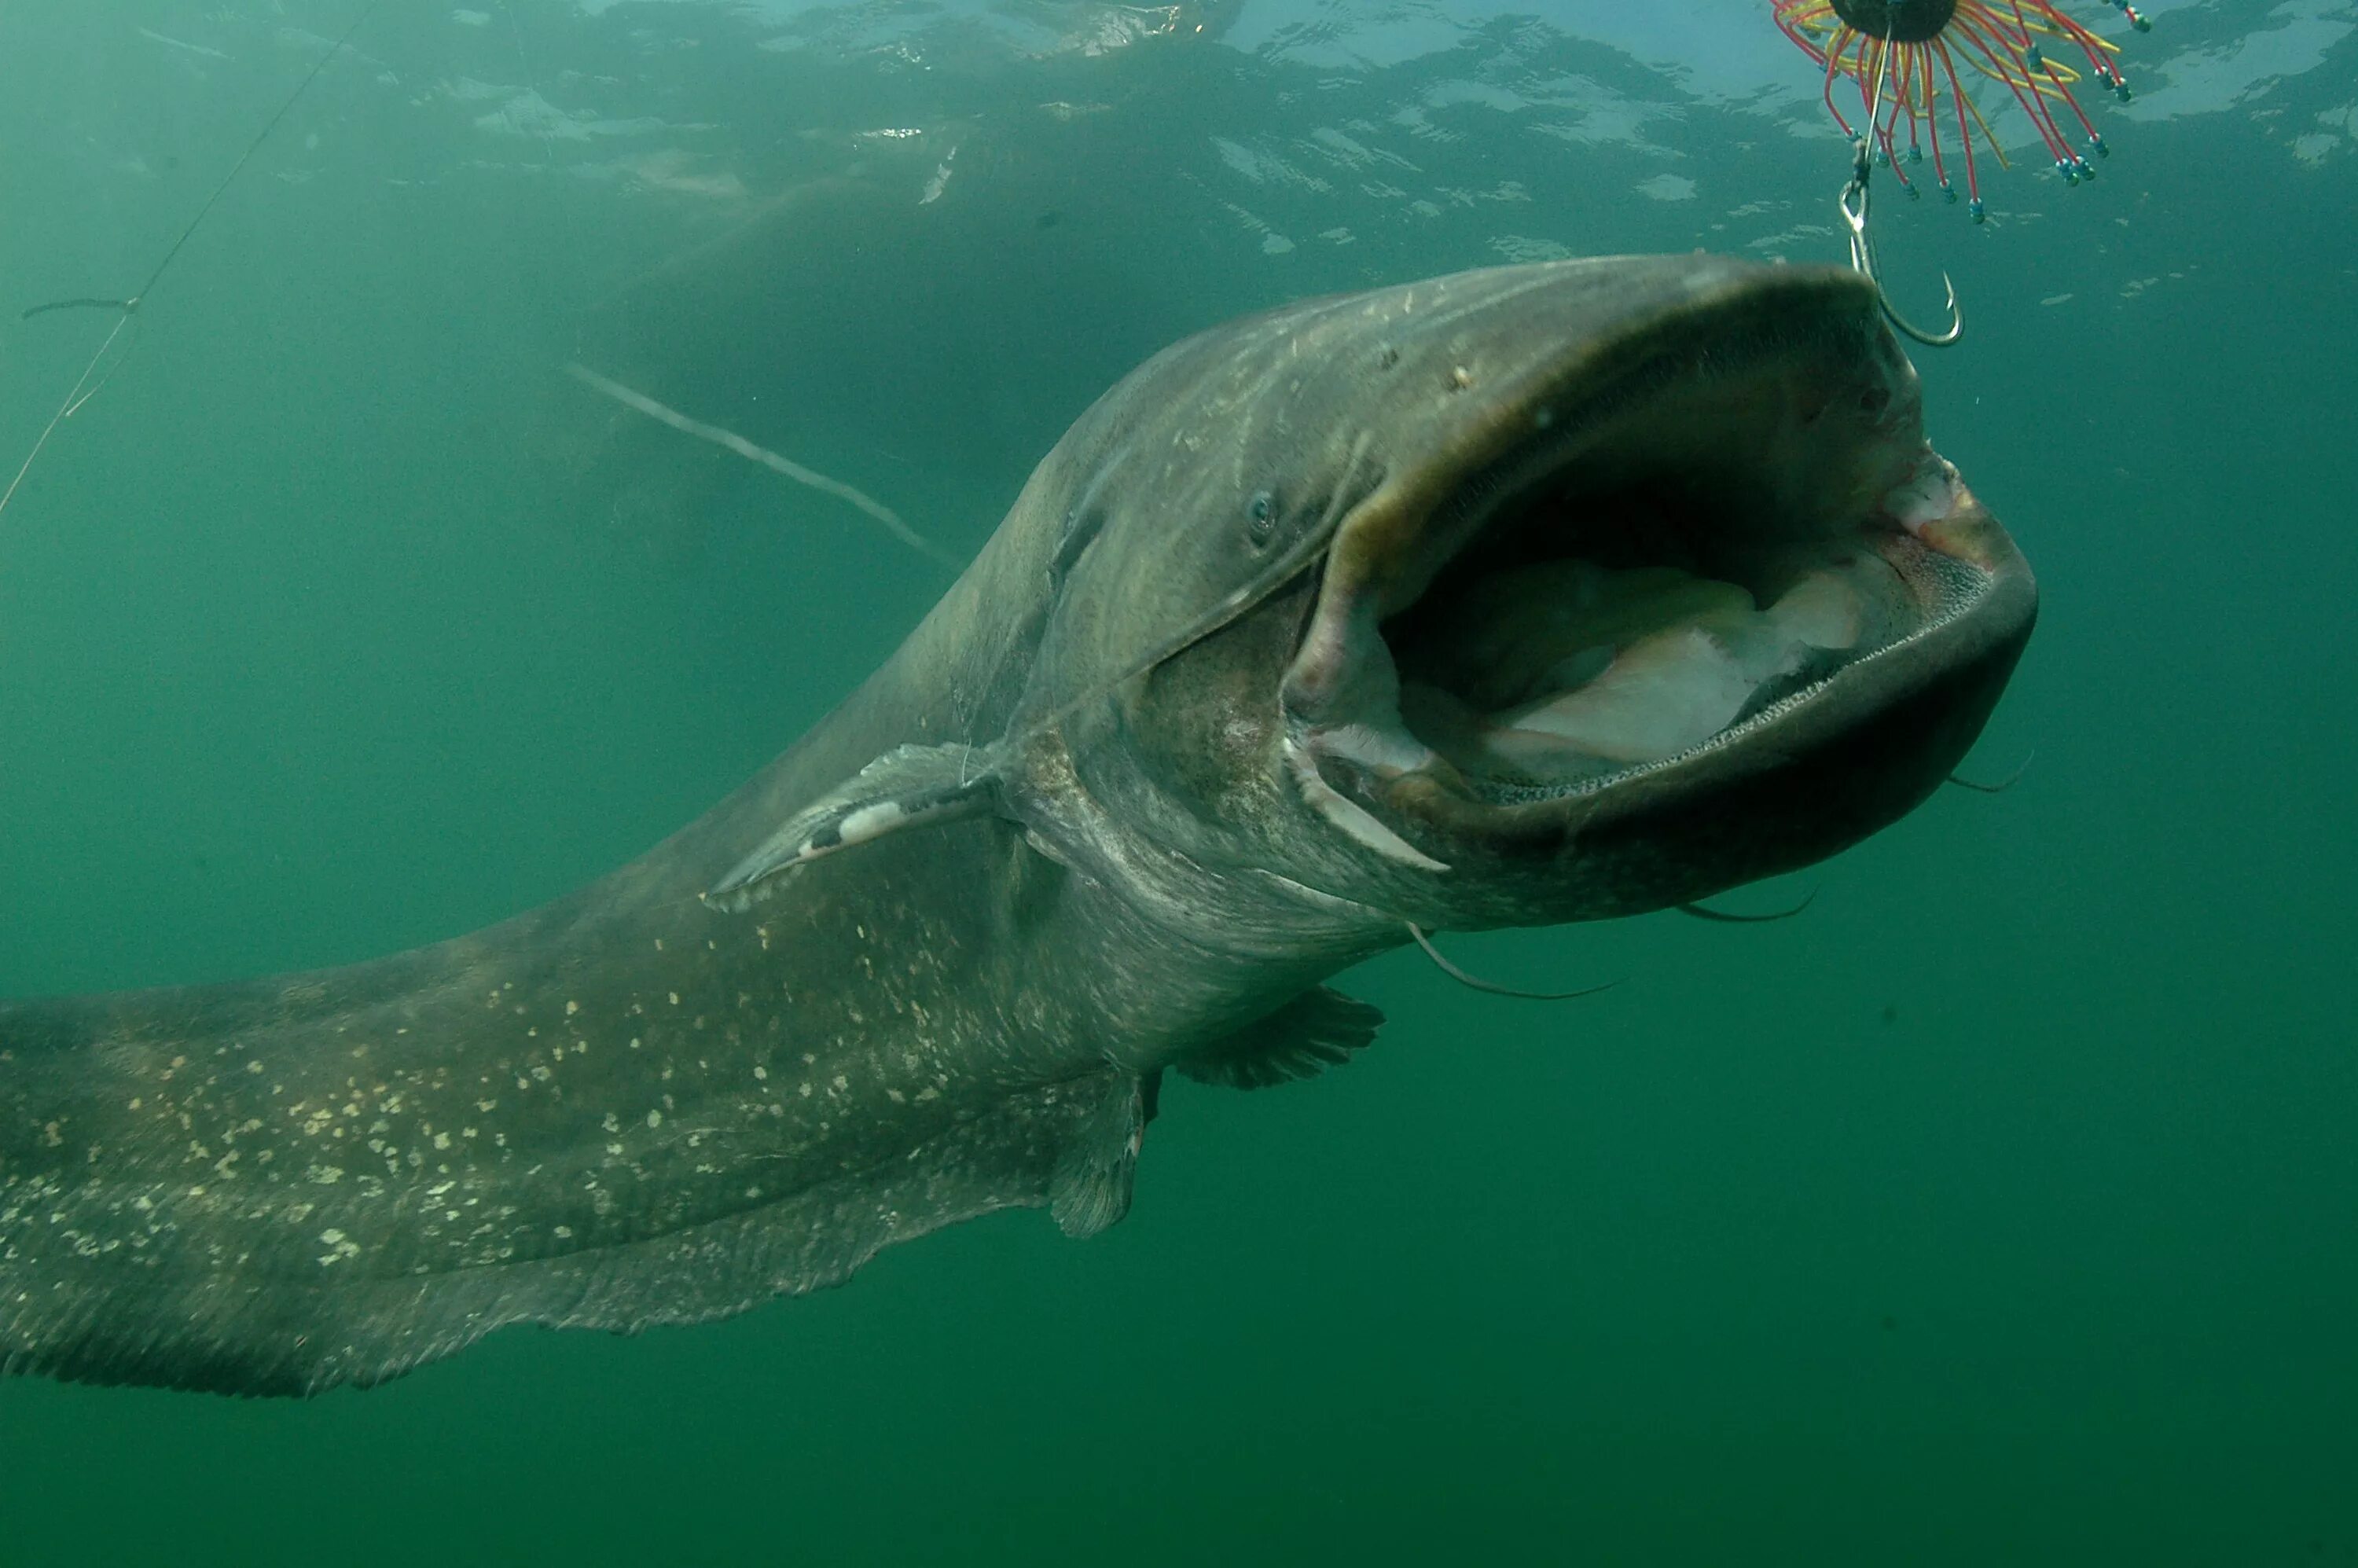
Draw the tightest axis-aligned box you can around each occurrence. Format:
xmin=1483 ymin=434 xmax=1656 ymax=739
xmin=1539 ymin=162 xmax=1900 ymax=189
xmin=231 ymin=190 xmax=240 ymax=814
xmin=0 ymin=255 xmax=2035 ymax=1395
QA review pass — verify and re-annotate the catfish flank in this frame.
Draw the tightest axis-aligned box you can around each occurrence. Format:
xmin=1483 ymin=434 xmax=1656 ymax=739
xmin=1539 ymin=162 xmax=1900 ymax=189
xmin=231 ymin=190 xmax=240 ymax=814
xmin=0 ymin=256 xmax=2034 ymax=1395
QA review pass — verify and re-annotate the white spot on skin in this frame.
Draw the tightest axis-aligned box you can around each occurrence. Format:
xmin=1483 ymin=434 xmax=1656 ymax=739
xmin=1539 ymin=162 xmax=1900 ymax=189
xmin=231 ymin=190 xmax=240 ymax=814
xmin=836 ymin=800 xmax=908 ymax=844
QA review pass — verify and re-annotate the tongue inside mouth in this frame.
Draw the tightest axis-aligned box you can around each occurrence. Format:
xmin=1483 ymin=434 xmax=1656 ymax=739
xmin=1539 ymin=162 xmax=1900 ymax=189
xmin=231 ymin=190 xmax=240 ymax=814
xmin=1393 ymin=551 xmax=1894 ymax=787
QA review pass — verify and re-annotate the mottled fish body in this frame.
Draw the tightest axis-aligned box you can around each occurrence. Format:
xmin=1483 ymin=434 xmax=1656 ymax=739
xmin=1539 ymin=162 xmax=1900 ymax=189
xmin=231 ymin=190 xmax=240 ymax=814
xmin=2 ymin=256 xmax=2033 ymax=1394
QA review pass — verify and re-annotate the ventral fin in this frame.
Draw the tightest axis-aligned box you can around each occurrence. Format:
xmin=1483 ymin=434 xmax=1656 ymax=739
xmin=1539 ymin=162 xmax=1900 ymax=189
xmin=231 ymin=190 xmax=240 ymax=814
xmin=1049 ymin=1069 xmax=1158 ymax=1239
xmin=707 ymin=742 xmax=1001 ymax=912
xmin=1177 ymin=987 xmax=1383 ymax=1090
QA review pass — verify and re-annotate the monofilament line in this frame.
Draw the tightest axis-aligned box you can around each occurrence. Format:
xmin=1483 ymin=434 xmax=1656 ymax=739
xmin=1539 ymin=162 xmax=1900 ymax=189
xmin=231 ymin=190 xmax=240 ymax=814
xmin=0 ymin=0 xmax=387 ymax=531
xmin=564 ymin=363 xmax=957 ymax=570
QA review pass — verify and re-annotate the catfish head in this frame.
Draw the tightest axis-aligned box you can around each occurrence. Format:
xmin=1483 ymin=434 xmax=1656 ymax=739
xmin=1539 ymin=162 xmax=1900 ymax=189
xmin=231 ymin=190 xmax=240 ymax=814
xmin=994 ymin=255 xmax=2036 ymax=941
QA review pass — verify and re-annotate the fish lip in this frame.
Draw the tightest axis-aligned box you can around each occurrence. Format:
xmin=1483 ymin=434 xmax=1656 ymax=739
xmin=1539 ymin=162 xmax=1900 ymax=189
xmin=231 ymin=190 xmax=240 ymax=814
xmin=1275 ymin=262 xmax=2039 ymax=879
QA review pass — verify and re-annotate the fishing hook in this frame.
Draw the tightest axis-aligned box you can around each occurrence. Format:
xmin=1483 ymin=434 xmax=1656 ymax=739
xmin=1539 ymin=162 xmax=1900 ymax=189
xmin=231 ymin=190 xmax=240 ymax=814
xmin=1842 ymin=134 xmax=1962 ymax=347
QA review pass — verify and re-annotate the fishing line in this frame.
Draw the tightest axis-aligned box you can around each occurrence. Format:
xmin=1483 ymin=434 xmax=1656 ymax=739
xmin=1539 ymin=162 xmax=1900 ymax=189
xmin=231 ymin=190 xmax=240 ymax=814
xmin=1 ymin=0 xmax=387 ymax=526
xmin=19 ymin=298 xmax=136 ymax=320
xmin=501 ymin=0 xmax=559 ymax=171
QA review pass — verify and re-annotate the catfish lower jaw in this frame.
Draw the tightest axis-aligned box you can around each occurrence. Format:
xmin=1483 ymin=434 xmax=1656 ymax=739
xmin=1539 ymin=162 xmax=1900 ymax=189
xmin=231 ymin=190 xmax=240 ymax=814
xmin=1278 ymin=304 xmax=2037 ymax=905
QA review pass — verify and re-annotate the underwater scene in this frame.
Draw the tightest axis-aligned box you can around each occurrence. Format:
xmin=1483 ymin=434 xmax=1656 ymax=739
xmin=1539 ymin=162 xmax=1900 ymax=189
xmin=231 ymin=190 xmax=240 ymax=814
xmin=1 ymin=1 xmax=2353 ymax=1562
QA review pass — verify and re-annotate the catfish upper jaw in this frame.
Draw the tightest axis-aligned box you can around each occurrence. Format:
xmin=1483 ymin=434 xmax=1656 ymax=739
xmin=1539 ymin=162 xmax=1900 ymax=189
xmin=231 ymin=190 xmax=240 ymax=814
xmin=1273 ymin=266 xmax=2038 ymax=921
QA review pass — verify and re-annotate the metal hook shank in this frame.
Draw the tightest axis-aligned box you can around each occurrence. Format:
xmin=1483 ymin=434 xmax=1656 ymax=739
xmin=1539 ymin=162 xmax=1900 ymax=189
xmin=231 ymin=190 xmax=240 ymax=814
xmin=1842 ymin=139 xmax=1963 ymax=348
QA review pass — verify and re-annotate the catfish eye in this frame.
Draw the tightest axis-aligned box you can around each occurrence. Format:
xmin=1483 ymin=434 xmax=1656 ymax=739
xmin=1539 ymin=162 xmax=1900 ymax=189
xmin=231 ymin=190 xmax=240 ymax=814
xmin=1245 ymin=489 xmax=1278 ymax=545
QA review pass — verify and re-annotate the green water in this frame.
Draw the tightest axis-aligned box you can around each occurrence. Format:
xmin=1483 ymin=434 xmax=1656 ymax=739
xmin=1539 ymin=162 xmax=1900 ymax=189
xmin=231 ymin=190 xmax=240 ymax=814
xmin=2 ymin=3 xmax=2354 ymax=1562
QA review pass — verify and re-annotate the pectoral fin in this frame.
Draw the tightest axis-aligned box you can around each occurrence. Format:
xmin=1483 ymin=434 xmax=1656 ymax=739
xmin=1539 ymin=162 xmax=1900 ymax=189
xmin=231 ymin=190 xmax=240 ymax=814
xmin=1177 ymin=988 xmax=1383 ymax=1089
xmin=707 ymin=742 xmax=1003 ymax=912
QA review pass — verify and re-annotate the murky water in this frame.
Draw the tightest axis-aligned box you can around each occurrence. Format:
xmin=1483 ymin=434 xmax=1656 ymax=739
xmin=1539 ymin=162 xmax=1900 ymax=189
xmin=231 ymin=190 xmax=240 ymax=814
xmin=2 ymin=4 xmax=2353 ymax=1562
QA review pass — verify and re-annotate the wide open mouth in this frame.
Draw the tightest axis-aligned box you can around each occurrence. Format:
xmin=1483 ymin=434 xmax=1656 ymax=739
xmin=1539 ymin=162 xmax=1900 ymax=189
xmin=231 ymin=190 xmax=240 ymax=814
xmin=1280 ymin=303 xmax=2026 ymax=871
xmin=1384 ymin=411 xmax=1990 ymax=801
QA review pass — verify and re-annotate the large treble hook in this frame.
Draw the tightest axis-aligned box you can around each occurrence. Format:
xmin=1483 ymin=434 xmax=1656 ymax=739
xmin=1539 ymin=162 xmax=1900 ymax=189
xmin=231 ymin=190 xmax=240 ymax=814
xmin=1842 ymin=134 xmax=1963 ymax=348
